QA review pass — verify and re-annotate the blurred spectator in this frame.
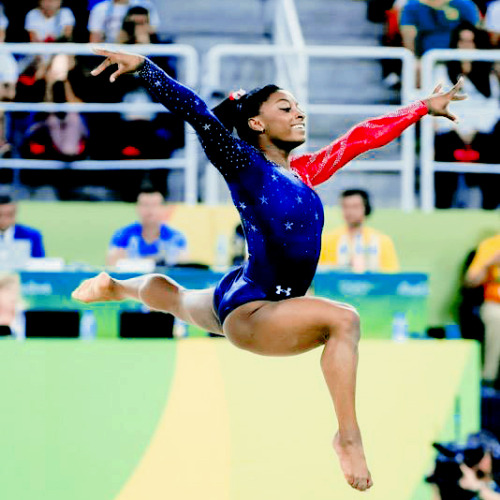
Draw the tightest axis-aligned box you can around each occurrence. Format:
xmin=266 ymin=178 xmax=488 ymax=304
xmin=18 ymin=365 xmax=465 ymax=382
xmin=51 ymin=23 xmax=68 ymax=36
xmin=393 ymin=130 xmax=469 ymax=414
xmin=18 ymin=54 xmax=89 ymax=199
xmin=400 ymin=0 xmax=480 ymax=56
xmin=465 ymin=232 xmax=500 ymax=387
xmin=87 ymin=4 xmax=181 ymax=201
xmin=0 ymin=2 xmax=7 ymax=42
xmin=319 ymin=189 xmax=399 ymax=272
xmin=113 ymin=5 xmax=180 ymax=163
xmin=0 ymin=195 xmax=45 ymax=258
xmin=25 ymin=0 xmax=75 ymax=43
xmin=0 ymin=273 xmax=24 ymax=338
xmin=88 ymin=0 xmax=159 ymax=43
xmin=21 ymin=54 xmax=88 ymax=159
xmin=400 ymin=0 xmax=480 ymax=85
xmin=458 ymin=247 xmax=485 ymax=349
xmin=433 ymin=23 xmax=499 ymax=209
xmin=0 ymin=43 xmax=18 ymax=159
xmin=106 ymin=187 xmax=188 ymax=267
xmin=117 ymin=5 xmax=157 ymax=44
xmin=485 ymin=0 xmax=500 ymax=47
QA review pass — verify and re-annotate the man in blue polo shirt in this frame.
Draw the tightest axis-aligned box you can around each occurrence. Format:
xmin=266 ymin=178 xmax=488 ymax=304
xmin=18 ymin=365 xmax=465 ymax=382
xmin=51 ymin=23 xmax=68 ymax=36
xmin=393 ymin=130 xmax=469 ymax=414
xmin=400 ymin=0 xmax=480 ymax=56
xmin=106 ymin=188 xmax=188 ymax=267
xmin=0 ymin=195 xmax=45 ymax=258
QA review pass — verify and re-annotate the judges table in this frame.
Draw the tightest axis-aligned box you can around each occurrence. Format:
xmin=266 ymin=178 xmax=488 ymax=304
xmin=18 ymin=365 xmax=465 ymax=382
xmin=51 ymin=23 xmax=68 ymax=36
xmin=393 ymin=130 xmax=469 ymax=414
xmin=18 ymin=268 xmax=429 ymax=339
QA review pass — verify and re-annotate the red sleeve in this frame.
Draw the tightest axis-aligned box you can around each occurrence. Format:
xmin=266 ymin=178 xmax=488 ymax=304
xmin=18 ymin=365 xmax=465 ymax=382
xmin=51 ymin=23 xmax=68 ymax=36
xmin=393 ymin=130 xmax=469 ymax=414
xmin=291 ymin=100 xmax=428 ymax=187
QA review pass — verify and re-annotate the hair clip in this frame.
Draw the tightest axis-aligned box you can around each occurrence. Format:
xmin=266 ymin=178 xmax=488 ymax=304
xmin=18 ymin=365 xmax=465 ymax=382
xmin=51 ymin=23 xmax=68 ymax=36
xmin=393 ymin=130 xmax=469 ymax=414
xmin=229 ymin=89 xmax=246 ymax=101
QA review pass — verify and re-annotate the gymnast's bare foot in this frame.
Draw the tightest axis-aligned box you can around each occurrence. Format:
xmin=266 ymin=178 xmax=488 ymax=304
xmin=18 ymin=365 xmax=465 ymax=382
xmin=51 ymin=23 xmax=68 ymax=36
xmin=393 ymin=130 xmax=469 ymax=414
xmin=71 ymin=272 xmax=123 ymax=303
xmin=333 ymin=431 xmax=373 ymax=492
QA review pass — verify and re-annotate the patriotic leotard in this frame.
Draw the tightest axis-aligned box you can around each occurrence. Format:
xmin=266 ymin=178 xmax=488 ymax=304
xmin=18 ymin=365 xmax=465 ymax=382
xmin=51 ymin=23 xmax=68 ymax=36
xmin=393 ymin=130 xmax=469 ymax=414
xmin=139 ymin=59 xmax=428 ymax=324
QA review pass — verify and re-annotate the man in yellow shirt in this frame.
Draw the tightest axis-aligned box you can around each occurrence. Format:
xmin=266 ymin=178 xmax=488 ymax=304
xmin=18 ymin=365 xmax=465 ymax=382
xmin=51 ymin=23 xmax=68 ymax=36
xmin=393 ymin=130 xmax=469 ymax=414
xmin=466 ymin=233 xmax=500 ymax=385
xmin=319 ymin=189 xmax=399 ymax=273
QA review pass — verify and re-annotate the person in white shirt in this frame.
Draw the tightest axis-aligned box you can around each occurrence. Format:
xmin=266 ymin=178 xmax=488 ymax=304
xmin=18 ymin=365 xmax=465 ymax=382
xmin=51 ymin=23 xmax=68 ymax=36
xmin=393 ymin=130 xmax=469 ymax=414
xmin=0 ymin=195 xmax=45 ymax=258
xmin=25 ymin=0 xmax=75 ymax=43
xmin=88 ymin=0 xmax=159 ymax=43
xmin=0 ymin=2 xmax=8 ymax=43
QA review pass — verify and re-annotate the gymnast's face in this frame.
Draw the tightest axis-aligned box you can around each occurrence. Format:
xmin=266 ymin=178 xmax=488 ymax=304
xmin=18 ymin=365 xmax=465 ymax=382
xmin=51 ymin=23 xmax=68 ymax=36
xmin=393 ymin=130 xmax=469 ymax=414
xmin=249 ymin=90 xmax=306 ymax=148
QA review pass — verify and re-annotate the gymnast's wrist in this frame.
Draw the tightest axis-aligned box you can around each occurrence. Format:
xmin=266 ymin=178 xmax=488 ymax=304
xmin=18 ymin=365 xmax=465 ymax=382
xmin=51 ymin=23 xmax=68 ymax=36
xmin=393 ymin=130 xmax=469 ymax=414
xmin=423 ymin=99 xmax=432 ymax=115
xmin=135 ymin=57 xmax=148 ymax=74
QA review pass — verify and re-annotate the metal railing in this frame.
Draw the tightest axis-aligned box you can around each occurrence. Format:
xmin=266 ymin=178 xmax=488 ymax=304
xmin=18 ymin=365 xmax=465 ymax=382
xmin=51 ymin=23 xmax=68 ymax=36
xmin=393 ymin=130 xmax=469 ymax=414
xmin=420 ymin=48 xmax=500 ymax=212
xmin=0 ymin=43 xmax=200 ymax=204
xmin=3 ymin=41 xmax=497 ymax=210
xmin=273 ymin=0 xmax=308 ymax=106
xmin=203 ymin=44 xmax=418 ymax=210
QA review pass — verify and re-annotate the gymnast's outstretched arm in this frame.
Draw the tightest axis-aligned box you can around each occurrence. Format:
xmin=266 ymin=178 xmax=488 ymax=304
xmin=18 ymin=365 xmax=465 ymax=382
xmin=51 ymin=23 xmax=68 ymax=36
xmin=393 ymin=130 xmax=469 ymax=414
xmin=91 ymin=48 xmax=256 ymax=180
xmin=291 ymin=79 xmax=466 ymax=186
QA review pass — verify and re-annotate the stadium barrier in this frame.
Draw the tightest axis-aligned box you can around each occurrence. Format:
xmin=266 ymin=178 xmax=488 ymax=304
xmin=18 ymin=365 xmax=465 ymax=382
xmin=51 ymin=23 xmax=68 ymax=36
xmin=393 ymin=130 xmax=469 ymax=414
xmin=0 ymin=42 xmax=200 ymax=203
xmin=1 ymin=43 xmax=498 ymax=210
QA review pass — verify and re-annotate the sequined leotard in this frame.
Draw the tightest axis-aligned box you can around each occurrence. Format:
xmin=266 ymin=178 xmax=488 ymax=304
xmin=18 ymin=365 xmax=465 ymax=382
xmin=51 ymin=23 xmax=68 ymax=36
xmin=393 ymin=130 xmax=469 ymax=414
xmin=139 ymin=59 xmax=428 ymax=324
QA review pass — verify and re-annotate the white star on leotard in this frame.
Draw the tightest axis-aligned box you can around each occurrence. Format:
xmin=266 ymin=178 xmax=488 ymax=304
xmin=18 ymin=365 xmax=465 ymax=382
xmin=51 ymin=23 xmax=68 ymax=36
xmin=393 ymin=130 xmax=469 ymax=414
xmin=154 ymin=80 xmax=161 ymax=86
xmin=284 ymin=222 xmax=293 ymax=230
xmin=296 ymin=196 xmax=303 ymax=204
xmin=203 ymin=123 xmax=211 ymax=131
xmin=260 ymin=195 xmax=268 ymax=204
xmin=271 ymin=173 xmax=278 ymax=181
xmin=239 ymin=202 xmax=247 ymax=210
xmin=250 ymin=224 xmax=257 ymax=232
xmin=314 ymin=213 xmax=319 ymax=220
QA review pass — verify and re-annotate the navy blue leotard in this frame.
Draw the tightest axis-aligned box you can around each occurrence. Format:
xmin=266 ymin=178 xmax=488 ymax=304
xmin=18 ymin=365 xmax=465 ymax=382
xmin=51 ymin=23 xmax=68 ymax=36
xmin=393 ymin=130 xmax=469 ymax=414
xmin=138 ymin=59 xmax=428 ymax=324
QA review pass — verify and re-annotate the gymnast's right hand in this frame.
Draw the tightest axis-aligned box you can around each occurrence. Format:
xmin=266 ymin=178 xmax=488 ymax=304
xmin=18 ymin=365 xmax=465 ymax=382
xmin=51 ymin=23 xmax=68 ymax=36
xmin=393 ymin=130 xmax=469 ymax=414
xmin=91 ymin=48 xmax=145 ymax=83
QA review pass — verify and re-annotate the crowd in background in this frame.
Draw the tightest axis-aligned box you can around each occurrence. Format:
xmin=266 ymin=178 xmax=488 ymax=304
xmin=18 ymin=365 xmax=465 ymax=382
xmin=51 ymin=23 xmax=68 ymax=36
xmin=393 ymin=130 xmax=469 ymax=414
xmin=0 ymin=0 xmax=497 ymax=206
xmin=375 ymin=0 xmax=500 ymax=209
xmin=0 ymin=0 xmax=183 ymax=202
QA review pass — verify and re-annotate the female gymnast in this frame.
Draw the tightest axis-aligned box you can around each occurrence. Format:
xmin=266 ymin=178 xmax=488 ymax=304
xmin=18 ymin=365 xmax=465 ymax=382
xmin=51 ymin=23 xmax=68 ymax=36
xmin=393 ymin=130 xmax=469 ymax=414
xmin=72 ymin=48 xmax=465 ymax=492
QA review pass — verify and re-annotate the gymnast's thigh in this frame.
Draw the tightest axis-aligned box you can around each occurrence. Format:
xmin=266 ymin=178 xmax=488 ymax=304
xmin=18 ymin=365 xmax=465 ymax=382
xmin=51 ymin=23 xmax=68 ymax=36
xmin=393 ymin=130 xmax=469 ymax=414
xmin=181 ymin=287 xmax=223 ymax=335
xmin=222 ymin=295 xmax=358 ymax=356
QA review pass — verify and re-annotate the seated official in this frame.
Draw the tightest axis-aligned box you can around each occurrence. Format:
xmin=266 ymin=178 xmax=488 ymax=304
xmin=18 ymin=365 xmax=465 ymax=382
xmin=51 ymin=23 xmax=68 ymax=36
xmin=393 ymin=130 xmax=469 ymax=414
xmin=0 ymin=195 xmax=45 ymax=258
xmin=465 ymin=232 xmax=500 ymax=387
xmin=107 ymin=188 xmax=188 ymax=267
xmin=319 ymin=189 xmax=399 ymax=273
xmin=0 ymin=273 xmax=24 ymax=337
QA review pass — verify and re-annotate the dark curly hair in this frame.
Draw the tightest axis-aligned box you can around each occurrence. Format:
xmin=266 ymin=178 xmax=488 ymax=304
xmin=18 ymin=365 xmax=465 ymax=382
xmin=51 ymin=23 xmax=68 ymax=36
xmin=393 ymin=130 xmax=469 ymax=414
xmin=211 ymin=85 xmax=281 ymax=146
xmin=447 ymin=22 xmax=493 ymax=98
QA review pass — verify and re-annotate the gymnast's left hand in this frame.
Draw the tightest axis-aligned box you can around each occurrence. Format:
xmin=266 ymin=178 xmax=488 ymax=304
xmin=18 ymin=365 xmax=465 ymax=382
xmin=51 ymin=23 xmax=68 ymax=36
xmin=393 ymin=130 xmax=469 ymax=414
xmin=425 ymin=77 xmax=468 ymax=122
xmin=90 ymin=48 xmax=145 ymax=83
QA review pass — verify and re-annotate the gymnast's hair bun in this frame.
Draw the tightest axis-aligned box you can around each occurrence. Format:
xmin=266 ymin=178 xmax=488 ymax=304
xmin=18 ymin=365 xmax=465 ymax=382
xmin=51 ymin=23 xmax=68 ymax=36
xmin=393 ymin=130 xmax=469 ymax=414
xmin=212 ymin=89 xmax=247 ymax=133
xmin=212 ymin=84 xmax=281 ymax=145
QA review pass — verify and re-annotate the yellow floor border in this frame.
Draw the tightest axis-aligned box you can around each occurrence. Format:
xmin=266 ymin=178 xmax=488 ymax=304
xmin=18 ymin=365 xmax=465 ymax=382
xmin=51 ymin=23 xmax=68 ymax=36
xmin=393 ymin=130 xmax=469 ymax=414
xmin=116 ymin=340 xmax=231 ymax=500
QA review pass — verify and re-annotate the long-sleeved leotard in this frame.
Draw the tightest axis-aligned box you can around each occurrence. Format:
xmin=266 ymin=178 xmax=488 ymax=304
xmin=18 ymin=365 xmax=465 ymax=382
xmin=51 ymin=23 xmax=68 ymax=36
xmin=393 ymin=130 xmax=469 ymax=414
xmin=138 ymin=59 xmax=428 ymax=324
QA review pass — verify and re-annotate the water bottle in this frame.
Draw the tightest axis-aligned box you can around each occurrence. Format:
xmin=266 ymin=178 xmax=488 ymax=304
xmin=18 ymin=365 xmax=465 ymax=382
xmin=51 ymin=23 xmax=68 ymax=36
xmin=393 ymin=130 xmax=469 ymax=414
xmin=173 ymin=318 xmax=188 ymax=338
xmin=392 ymin=312 xmax=408 ymax=343
xmin=80 ymin=310 xmax=97 ymax=340
xmin=445 ymin=323 xmax=461 ymax=339
xmin=214 ymin=234 xmax=228 ymax=270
